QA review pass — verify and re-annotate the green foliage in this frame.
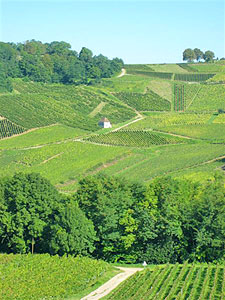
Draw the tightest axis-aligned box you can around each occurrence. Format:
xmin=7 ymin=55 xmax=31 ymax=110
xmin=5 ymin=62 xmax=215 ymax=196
xmin=106 ymin=264 xmax=225 ymax=299
xmin=183 ymin=48 xmax=196 ymax=62
xmin=0 ymin=254 xmax=111 ymax=300
xmin=86 ymin=130 xmax=191 ymax=147
xmin=114 ymin=91 xmax=171 ymax=111
xmin=0 ymin=173 xmax=96 ymax=256
xmin=0 ymin=40 xmax=124 ymax=84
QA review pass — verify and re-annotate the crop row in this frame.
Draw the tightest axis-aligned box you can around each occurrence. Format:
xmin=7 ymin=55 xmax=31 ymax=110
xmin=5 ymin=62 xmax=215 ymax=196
xmin=0 ymin=119 xmax=25 ymax=139
xmin=86 ymin=130 xmax=190 ymax=147
xmin=174 ymin=73 xmax=215 ymax=82
xmin=114 ymin=92 xmax=171 ymax=111
xmin=106 ymin=264 xmax=225 ymax=299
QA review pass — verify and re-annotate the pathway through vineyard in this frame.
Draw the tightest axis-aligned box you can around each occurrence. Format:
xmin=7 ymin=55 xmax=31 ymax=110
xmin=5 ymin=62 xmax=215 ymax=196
xmin=81 ymin=267 xmax=143 ymax=300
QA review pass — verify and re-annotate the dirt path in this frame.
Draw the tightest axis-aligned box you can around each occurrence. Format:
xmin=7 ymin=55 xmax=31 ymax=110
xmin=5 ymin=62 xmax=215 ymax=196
xmin=117 ymin=68 xmax=126 ymax=78
xmin=81 ymin=267 xmax=143 ymax=300
xmin=112 ymin=116 xmax=144 ymax=132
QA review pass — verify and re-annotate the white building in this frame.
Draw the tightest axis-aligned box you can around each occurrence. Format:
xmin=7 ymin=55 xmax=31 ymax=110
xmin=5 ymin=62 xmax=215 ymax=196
xmin=98 ymin=117 xmax=112 ymax=128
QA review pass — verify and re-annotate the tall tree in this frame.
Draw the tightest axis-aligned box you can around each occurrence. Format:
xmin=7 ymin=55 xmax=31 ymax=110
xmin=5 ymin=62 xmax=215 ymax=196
xmin=183 ymin=48 xmax=196 ymax=62
xmin=203 ymin=50 xmax=215 ymax=62
xmin=194 ymin=48 xmax=203 ymax=61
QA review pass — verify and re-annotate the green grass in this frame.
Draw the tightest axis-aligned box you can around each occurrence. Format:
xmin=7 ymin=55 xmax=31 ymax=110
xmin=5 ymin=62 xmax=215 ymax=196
xmin=125 ymin=113 xmax=211 ymax=130
xmin=187 ymin=84 xmax=225 ymax=112
xmin=146 ymin=80 xmax=173 ymax=102
xmin=149 ymin=63 xmax=189 ymax=73
xmin=86 ymin=130 xmax=192 ymax=147
xmin=0 ymin=254 xmax=114 ymax=300
xmin=104 ymin=263 xmax=225 ymax=300
xmin=0 ymin=124 xmax=88 ymax=150
xmin=113 ymin=92 xmax=171 ymax=111
xmin=188 ymin=63 xmax=225 ymax=73
xmin=159 ymin=124 xmax=225 ymax=142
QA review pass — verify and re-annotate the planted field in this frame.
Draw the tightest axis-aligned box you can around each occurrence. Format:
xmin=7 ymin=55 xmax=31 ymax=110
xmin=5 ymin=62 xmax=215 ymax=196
xmin=174 ymin=73 xmax=215 ymax=82
xmin=0 ymin=125 xmax=88 ymax=150
xmin=188 ymin=63 xmax=225 ymax=73
xmin=0 ymin=254 xmax=112 ymax=300
xmin=159 ymin=124 xmax=225 ymax=143
xmin=187 ymin=84 xmax=225 ymax=112
xmin=146 ymin=80 xmax=173 ymax=102
xmin=86 ymin=130 xmax=190 ymax=147
xmin=174 ymin=84 xmax=185 ymax=111
xmin=106 ymin=263 xmax=225 ymax=300
xmin=126 ymin=113 xmax=211 ymax=130
xmin=214 ymin=113 xmax=225 ymax=123
xmin=114 ymin=92 xmax=171 ymax=111
xmin=149 ymin=63 xmax=189 ymax=73
xmin=0 ymin=79 xmax=135 ymax=131
xmin=0 ymin=119 xmax=25 ymax=139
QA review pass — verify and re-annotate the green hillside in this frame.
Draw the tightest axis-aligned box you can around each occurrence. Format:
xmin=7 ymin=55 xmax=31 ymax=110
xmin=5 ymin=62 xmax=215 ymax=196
xmin=0 ymin=63 xmax=224 ymax=191
xmin=106 ymin=264 xmax=225 ymax=300
xmin=0 ymin=79 xmax=136 ymax=132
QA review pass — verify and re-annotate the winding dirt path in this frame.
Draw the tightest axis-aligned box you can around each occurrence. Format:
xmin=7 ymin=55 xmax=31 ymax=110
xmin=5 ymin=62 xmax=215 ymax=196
xmin=81 ymin=267 xmax=143 ymax=300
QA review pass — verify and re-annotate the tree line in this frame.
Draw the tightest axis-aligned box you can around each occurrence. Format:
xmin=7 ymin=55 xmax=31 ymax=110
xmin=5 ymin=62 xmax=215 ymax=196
xmin=0 ymin=172 xmax=224 ymax=264
xmin=183 ymin=48 xmax=216 ymax=63
xmin=0 ymin=40 xmax=124 ymax=92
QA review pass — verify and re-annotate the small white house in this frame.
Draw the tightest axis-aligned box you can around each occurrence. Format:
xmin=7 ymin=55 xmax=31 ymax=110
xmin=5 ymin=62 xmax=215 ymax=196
xmin=98 ymin=117 xmax=112 ymax=128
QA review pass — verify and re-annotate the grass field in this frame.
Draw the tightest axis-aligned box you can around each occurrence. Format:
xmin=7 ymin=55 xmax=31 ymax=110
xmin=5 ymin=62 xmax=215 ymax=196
xmin=105 ymin=263 xmax=225 ymax=299
xmin=0 ymin=254 xmax=115 ymax=300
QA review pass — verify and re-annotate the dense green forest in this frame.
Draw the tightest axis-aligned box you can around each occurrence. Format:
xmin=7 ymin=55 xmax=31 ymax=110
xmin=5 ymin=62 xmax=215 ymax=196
xmin=0 ymin=173 xmax=224 ymax=264
xmin=0 ymin=40 xmax=124 ymax=92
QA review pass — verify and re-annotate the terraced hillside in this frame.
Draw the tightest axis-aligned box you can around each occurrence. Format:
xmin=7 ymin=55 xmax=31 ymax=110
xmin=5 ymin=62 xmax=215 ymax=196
xmin=106 ymin=263 xmax=225 ymax=300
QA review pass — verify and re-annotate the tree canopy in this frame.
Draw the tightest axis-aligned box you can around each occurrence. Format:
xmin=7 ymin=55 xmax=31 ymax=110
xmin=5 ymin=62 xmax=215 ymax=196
xmin=183 ymin=47 xmax=216 ymax=63
xmin=0 ymin=40 xmax=124 ymax=87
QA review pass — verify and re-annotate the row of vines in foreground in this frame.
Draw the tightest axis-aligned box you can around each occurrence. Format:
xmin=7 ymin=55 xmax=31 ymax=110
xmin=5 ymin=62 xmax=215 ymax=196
xmin=86 ymin=130 xmax=191 ymax=147
xmin=0 ymin=119 xmax=26 ymax=139
xmin=0 ymin=254 xmax=111 ymax=300
xmin=106 ymin=263 xmax=225 ymax=300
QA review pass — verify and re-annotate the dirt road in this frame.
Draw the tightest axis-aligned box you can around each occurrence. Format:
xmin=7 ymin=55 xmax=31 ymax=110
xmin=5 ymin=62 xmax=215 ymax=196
xmin=117 ymin=68 xmax=126 ymax=77
xmin=81 ymin=267 xmax=143 ymax=300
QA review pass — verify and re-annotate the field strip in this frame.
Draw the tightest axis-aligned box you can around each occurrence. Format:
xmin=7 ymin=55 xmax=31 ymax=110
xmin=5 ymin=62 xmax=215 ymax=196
xmin=186 ymin=86 xmax=202 ymax=110
xmin=89 ymin=102 xmax=106 ymax=117
xmin=144 ymin=154 xmax=225 ymax=181
xmin=81 ymin=267 xmax=143 ymax=300
xmin=117 ymin=68 xmax=126 ymax=77
xmin=152 ymin=129 xmax=196 ymax=140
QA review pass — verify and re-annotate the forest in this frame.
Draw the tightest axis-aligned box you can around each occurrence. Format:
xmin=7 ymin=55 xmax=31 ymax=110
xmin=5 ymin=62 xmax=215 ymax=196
xmin=0 ymin=40 xmax=124 ymax=92
xmin=0 ymin=172 xmax=224 ymax=265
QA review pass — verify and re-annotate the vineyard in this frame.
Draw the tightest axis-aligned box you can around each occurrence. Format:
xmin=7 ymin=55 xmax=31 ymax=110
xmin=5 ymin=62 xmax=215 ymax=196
xmin=187 ymin=84 xmax=225 ymax=112
xmin=126 ymin=113 xmax=211 ymax=130
xmin=106 ymin=263 xmax=225 ymax=299
xmin=0 ymin=254 xmax=112 ymax=300
xmin=0 ymin=79 xmax=135 ymax=131
xmin=159 ymin=124 xmax=225 ymax=143
xmin=0 ymin=119 xmax=25 ymax=139
xmin=174 ymin=73 xmax=215 ymax=82
xmin=174 ymin=84 xmax=185 ymax=111
xmin=86 ymin=130 xmax=190 ymax=147
xmin=114 ymin=92 xmax=171 ymax=111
